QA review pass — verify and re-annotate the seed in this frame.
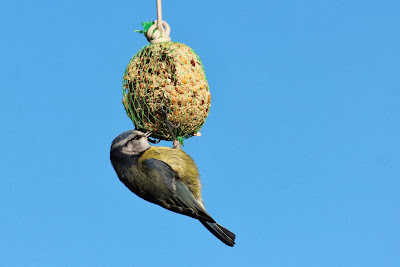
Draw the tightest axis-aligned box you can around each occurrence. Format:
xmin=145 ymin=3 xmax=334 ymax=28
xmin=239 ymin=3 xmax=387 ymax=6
xmin=180 ymin=56 xmax=187 ymax=64
xmin=176 ymin=87 xmax=185 ymax=94
xmin=171 ymin=96 xmax=177 ymax=104
xmin=191 ymin=60 xmax=195 ymax=66
xmin=181 ymin=78 xmax=187 ymax=84
xmin=160 ymin=81 xmax=166 ymax=87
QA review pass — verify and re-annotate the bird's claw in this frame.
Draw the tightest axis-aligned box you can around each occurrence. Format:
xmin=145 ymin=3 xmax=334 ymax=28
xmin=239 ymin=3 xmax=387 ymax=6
xmin=148 ymin=137 xmax=161 ymax=144
xmin=159 ymin=104 xmax=181 ymax=149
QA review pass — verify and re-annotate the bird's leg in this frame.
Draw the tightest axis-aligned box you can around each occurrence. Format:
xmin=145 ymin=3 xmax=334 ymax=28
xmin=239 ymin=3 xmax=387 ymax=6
xmin=148 ymin=137 xmax=161 ymax=144
xmin=160 ymin=105 xmax=181 ymax=149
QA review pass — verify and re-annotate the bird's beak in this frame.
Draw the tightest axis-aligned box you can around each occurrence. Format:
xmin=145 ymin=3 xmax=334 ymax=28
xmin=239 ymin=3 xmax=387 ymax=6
xmin=145 ymin=131 xmax=152 ymax=138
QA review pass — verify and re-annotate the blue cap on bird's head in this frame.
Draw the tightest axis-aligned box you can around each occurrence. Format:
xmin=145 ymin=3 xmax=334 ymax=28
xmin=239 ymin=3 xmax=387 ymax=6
xmin=111 ymin=130 xmax=135 ymax=147
xmin=111 ymin=130 xmax=152 ymax=146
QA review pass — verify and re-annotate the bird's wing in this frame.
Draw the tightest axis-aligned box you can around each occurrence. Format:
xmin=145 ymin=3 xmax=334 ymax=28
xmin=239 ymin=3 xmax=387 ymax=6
xmin=141 ymin=158 xmax=215 ymax=223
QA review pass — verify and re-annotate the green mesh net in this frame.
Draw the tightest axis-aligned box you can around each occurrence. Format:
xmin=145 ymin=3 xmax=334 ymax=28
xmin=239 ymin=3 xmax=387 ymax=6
xmin=122 ymin=42 xmax=211 ymax=141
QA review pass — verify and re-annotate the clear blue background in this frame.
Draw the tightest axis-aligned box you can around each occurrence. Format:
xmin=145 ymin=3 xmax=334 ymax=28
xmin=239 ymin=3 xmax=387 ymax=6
xmin=1 ymin=0 xmax=399 ymax=266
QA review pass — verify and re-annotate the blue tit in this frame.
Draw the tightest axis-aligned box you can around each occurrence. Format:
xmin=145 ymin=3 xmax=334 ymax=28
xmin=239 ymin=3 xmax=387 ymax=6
xmin=110 ymin=130 xmax=236 ymax=246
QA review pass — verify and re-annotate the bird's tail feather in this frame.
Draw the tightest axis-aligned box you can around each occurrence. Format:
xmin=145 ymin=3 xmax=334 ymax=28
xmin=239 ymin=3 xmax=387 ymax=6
xmin=200 ymin=220 xmax=236 ymax=247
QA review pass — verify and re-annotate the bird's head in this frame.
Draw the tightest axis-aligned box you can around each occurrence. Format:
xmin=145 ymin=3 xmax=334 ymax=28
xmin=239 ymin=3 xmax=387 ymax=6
xmin=111 ymin=130 xmax=152 ymax=156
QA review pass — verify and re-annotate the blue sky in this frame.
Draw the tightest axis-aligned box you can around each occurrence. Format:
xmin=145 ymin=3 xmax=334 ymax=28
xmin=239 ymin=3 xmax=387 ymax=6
xmin=1 ymin=0 xmax=399 ymax=266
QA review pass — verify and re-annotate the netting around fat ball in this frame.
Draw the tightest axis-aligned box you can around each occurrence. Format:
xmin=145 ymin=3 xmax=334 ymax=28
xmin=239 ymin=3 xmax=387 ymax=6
xmin=122 ymin=27 xmax=211 ymax=141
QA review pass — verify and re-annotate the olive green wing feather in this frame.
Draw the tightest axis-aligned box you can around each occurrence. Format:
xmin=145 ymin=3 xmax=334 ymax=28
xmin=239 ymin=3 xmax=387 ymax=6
xmin=141 ymin=158 xmax=215 ymax=223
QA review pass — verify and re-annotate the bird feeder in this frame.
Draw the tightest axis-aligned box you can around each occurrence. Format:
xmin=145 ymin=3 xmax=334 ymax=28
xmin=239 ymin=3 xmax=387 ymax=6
xmin=122 ymin=8 xmax=211 ymax=142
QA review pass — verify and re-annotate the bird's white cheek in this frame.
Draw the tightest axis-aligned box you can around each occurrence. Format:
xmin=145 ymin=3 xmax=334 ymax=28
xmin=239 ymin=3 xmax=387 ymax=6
xmin=139 ymin=139 xmax=151 ymax=150
xmin=122 ymin=142 xmax=136 ymax=155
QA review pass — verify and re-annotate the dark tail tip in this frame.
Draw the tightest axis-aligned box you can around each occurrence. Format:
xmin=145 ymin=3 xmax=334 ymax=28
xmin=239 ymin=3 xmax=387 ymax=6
xmin=200 ymin=221 xmax=236 ymax=247
xmin=217 ymin=224 xmax=236 ymax=241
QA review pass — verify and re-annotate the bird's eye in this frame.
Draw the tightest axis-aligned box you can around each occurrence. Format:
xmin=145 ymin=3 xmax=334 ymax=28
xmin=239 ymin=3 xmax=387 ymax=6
xmin=132 ymin=135 xmax=141 ymax=141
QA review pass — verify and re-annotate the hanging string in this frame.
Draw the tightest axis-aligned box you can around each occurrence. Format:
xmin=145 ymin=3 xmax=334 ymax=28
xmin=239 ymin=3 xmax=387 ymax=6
xmin=156 ymin=0 xmax=162 ymax=31
xmin=146 ymin=0 xmax=171 ymax=43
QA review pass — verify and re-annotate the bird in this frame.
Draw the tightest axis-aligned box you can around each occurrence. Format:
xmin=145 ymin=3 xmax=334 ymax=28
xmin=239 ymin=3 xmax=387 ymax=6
xmin=110 ymin=129 xmax=236 ymax=246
